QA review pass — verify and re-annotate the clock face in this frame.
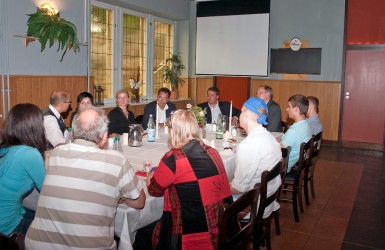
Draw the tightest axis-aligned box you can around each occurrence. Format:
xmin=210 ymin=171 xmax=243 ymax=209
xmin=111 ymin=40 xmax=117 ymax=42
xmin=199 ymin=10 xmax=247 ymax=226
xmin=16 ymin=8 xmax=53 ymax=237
xmin=290 ymin=37 xmax=302 ymax=51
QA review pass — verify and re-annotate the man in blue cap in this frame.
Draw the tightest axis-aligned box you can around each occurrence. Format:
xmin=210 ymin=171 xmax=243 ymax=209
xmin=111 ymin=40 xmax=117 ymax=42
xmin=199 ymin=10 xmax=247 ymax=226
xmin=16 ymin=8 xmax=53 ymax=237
xmin=230 ymin=97 xmax=282 ymax=218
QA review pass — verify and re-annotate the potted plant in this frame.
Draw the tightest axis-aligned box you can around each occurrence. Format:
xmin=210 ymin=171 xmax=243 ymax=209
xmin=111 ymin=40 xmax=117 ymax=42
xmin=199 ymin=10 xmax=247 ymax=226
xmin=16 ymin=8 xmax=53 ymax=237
xmin=26 ymin=8 xmax=80 ymax=62
xmin=163 ymin=53 xmax=186 ymax=99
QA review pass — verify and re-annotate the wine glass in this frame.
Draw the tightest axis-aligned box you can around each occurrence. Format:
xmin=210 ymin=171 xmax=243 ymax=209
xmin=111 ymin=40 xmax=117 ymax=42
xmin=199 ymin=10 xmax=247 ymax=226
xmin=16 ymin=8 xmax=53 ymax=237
xmin=143 ymin=160 xmax=153 ymax=176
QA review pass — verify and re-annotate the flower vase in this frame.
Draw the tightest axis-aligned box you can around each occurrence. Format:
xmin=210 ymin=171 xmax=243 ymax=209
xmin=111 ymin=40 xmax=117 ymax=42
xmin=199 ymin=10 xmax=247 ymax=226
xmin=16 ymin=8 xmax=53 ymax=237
xmin=131 ymin=88 xmax=140 ymax=103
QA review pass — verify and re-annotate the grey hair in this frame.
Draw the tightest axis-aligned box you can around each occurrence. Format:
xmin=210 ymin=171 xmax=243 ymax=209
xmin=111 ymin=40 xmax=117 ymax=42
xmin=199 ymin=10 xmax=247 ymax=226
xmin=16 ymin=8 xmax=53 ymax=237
xmin=72 ymin=106 xmax=109 ymax=143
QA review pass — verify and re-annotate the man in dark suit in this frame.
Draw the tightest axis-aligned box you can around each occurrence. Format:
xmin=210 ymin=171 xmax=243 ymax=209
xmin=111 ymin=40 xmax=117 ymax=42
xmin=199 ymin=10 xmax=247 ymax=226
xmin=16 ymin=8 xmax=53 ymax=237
xmin=198 ymin=87 xmax=241 ymax=125
xmin=257 ymin=85 xmax=282 ymax=132
xmin=142 ymin=87 xmax=176 ymax=129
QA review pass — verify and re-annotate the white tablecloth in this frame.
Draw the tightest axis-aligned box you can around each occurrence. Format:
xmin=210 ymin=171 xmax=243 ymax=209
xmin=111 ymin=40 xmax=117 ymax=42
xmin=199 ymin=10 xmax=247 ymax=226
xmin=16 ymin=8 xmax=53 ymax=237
xmin=23 ymin=130 xmax=241 ymax=250
xmin=115 ymin=130 xmax=242 ymax=249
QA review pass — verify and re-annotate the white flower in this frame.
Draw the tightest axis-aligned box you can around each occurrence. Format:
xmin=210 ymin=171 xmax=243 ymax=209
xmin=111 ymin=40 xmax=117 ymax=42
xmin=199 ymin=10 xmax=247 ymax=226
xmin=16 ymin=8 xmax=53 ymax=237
xmin=129 ymin=79 xmax=141 ymax=89
xmin=199 ymin=111 xmax=205 ymax=117
xmin=186 ymin=103 xmax=192 ymax=109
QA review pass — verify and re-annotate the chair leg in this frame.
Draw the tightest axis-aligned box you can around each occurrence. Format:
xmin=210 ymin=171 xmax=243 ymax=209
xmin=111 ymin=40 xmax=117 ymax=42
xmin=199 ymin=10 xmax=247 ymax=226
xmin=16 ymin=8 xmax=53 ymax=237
xmin=292 ymin=187 xmax=300 ymax=222
xmin=304 ymin=176 xmax=310 ymax=206
xmin=274 ymin=210 xmax=281 ymax=235
xmin=311 ymin=177 xmax=315 ymax=199
xmin=298 ymin=181 xmax=304 ymax=213
xmin=264 ymin=217 xmax=272 ymax=250
xmin=253 ymin=221 xmax=262 ymax=250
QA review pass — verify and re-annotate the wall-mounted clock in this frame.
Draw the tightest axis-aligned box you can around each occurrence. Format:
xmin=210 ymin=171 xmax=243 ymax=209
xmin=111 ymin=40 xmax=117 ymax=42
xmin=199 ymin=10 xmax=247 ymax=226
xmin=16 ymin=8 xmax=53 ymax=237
xmin=290 ymin=37 xmax=302 ymax=51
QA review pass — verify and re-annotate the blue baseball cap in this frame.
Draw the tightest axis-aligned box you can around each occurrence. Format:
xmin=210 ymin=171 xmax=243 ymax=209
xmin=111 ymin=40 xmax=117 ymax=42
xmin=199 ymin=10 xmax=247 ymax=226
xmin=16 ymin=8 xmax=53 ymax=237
xmin=243 ymin=97 xmax=269 ymax=125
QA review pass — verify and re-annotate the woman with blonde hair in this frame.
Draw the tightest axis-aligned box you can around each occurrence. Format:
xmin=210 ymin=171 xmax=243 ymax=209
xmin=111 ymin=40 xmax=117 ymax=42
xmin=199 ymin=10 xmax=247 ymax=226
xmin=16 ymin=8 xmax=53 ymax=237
xmin=145 ymin=109 xmax=232 ymax=250
xmin=107 ymin=88 xmax=135 ymax=136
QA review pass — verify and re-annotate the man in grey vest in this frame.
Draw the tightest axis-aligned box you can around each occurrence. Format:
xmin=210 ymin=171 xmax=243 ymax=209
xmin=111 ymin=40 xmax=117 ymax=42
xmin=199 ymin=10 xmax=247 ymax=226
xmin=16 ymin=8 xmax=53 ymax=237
xmin=42 ymin=90 xmax=71 ymax=149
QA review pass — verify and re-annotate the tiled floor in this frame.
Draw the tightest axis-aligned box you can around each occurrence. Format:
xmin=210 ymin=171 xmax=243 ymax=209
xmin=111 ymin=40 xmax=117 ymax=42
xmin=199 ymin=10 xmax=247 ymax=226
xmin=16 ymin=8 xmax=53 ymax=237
xmin=267 ymin=145 xmax=385 ymax=250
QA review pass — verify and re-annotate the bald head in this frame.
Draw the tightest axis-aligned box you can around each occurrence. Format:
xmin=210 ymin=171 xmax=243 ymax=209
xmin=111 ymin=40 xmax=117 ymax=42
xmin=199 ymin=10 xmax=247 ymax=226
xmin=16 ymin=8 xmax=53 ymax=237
xmin=50 ymin=90 xmax=71 ymax=113
xmin=72 ymin=106 xmax=109 ymax=143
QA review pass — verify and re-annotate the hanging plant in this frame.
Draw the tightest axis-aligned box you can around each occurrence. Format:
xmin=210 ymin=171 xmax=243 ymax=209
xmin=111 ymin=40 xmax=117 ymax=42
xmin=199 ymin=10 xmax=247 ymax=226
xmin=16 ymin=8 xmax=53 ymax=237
xmin=26 ymin=9 xmax=80 ymax=62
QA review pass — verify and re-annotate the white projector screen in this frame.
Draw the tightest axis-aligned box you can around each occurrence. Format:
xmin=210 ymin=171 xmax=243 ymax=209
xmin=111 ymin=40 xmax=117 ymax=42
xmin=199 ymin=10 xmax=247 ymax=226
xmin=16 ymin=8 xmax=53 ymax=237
xmin=196 ymin=1 xmax=270 ymax=76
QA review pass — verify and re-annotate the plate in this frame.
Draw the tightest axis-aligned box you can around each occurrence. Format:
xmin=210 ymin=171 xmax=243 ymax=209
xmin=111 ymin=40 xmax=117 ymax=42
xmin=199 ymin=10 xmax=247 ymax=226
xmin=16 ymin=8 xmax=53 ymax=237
xmin=220 ymin=150 xmax=234 ymax=155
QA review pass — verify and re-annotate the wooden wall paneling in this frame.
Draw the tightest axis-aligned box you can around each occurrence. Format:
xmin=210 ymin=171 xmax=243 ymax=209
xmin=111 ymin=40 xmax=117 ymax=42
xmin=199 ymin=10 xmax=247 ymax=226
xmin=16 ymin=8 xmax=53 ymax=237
xmin=9 ymin=76 xmax=89 ymax=127
xmin=250 ymin=79 xmax=341 ymax=141
xmin=195 ymin=77 xmax=214 ymax=105
xmin=178 ymin=77 xmax=189 ymax=99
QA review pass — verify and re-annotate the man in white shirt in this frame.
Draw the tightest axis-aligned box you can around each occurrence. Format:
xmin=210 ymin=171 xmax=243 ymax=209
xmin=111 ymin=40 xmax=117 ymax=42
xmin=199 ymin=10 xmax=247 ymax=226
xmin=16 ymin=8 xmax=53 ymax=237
xmin=142 ymin=87 xmax=176 ymax=129
xmin=42 ymin=90 xmax=71 ymax=149
xmin=231 ymin=97 xmax=282 ymax=218
xmin=198 ymin=87 xmax=240 ymax=125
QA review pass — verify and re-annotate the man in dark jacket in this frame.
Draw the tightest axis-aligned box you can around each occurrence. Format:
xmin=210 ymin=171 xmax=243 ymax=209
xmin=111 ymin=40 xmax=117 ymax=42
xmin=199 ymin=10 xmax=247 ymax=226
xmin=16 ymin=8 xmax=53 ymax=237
xmin=142 ymin=87 xmax=176 ymax=129
xmin=257 ymin=85 xmax=282 ymax=132
xmin=198 ymin=87 xmax=240 ymax=125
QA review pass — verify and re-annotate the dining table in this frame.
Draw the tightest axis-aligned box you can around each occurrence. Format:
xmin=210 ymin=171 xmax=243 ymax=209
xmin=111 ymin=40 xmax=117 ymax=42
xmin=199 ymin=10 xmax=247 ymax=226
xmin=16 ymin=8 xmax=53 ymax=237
xmin=22 ymin=128 xmax=245 ymax=250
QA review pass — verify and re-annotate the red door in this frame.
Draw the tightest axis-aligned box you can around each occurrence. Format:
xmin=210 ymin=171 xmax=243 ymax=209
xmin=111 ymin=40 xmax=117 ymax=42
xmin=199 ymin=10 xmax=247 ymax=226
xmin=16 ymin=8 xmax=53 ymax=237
xmin=341 ymin=50 xmax=385 ymax=144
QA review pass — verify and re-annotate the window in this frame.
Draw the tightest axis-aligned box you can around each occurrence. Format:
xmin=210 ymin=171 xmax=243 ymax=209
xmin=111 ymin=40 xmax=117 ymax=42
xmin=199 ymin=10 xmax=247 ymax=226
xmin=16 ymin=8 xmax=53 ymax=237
xmin=90 ymin=5 xmax=113 ymax=99
xmin=90 ymin=2 xmax=175 ymax=103
xmin=153 ymin=20 xmax=174 ymax=96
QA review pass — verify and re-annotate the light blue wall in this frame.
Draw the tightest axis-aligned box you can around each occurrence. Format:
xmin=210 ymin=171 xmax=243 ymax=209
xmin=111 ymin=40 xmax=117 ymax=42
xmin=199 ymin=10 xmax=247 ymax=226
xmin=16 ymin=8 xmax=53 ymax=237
xmin=2 ymin=0 xmax=345 ymax=81
xmin=188 ymin=0 xmax=346 ymax=82
xmin=268 ymin=0 xmax=345 ymax=81
xmin=6 ymin=0 xmax=88 ymax=75
xmin=1 ymin=0 xmax=190 ymax=76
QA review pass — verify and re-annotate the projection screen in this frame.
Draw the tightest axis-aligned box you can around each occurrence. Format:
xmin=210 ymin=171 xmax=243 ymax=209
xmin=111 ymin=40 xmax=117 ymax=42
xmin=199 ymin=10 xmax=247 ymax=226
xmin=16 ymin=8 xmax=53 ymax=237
xmin=196 ymin=0 xmax=270 ymax=76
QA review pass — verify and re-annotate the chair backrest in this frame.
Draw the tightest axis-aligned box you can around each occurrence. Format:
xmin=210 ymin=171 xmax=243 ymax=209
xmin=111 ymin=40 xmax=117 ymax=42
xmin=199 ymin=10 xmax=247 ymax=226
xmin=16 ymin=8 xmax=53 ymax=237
xmin=280 ymin=147 xmax=291 ymax=181
xmin=135 ymin=115 xmax=144 ymax=124
xmin=218 ymin=183 xmax=261 ymax=250
xmin=312 ymin=131 xmax=323 ymax=159
xmin=0 ymin=233 xmax=25 ymax=250
xmin=256 ymin=159 xmax=283 ymax=221
xmin=296 ymin=137 xmax=315 ymax=181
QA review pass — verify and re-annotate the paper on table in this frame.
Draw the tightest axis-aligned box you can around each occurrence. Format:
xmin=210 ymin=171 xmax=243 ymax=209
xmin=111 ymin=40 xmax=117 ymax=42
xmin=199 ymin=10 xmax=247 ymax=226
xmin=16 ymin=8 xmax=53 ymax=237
xmin=202 ymin=139 xmax=216 ymax=149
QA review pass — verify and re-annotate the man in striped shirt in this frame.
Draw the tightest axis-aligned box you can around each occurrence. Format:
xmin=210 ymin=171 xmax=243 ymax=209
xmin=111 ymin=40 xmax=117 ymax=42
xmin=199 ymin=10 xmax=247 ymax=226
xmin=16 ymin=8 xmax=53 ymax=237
xmin=25 ymin=106 xmax=145 ymax=249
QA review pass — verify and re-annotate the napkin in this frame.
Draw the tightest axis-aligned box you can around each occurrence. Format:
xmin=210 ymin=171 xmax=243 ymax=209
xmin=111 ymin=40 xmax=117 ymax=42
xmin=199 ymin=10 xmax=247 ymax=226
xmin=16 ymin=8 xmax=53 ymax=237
xmin=135 ymin=171 xmax=147 ymax=177
xmin=202 ymin=139 xmax=216 ymax=149
xmin=223 ymin=131 xmax=232 ymax=141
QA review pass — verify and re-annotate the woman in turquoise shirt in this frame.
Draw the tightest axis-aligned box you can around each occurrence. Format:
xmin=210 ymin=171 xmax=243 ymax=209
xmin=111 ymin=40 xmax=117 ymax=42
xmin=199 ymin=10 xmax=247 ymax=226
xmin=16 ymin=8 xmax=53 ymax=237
xmin=0 ymin=103 xmax=46 ymax=236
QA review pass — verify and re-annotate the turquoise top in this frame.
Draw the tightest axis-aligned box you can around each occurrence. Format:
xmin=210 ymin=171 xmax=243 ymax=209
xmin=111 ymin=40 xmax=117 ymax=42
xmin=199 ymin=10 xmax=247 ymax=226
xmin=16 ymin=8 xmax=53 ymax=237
xmin=281 ymin=120 xmax=312 ymax=172
xmin=0 ymin=145 xmax=45 ymax=235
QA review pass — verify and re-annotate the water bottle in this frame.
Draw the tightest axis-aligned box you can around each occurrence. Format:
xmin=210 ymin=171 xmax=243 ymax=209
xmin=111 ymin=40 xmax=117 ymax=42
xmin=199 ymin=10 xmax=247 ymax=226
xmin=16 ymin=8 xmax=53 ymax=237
xmin=216 ymin=116 xmax=224 ymax=139
xmin=147 ymin=114 xmax=155 ymax=142
xmin=116 ymin=136 xmax=123 ymax=153
xmin=113 ymin=136 xmax=123 ymax=152
xmin=66 ymin=128 xmax=72 ymax=143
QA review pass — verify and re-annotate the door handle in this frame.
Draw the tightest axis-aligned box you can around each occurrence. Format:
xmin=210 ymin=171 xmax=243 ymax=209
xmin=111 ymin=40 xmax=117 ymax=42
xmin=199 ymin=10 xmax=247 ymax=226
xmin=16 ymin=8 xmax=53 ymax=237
xmin=345 ymin=91 xmax=350 ymax=99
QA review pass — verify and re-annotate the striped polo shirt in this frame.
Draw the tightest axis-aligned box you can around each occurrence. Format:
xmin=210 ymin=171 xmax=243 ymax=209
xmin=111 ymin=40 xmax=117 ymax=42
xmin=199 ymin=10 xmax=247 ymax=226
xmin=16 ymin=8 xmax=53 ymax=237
xmin=25 ymin=139 xmax=142 ymax=249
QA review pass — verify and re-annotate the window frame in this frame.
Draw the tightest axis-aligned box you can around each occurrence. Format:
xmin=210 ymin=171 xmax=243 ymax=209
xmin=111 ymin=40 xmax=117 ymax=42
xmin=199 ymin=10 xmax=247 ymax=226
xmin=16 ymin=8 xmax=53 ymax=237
xmin=89 ymin=1 xmax=176 ymax=105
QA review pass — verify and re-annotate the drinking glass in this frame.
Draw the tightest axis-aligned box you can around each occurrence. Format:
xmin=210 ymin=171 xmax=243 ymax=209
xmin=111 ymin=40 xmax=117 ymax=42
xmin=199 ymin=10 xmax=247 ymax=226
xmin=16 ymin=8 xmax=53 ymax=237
xmin=143 ymin=160 xmax=153 ymax=176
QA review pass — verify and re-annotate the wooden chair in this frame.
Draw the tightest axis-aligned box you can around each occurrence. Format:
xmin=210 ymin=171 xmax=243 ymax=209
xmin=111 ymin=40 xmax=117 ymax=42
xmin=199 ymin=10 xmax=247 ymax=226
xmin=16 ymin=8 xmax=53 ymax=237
xmin=135 ymin=115 xmax=144 ymax=124
xmin=273 ymin=146 xmax=291 ymax=235
xmin=253 ymin=159 xmax=283 ymax=250
xmin=218 ymin=184 xmax=261 ymax=250
xmin=0 ymin=233 xmax=25 ymax=250
xmin=280 ymin=138 xmax=314 ymax=222
xmin=304 ymin=131 xmax=323 ymax=204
